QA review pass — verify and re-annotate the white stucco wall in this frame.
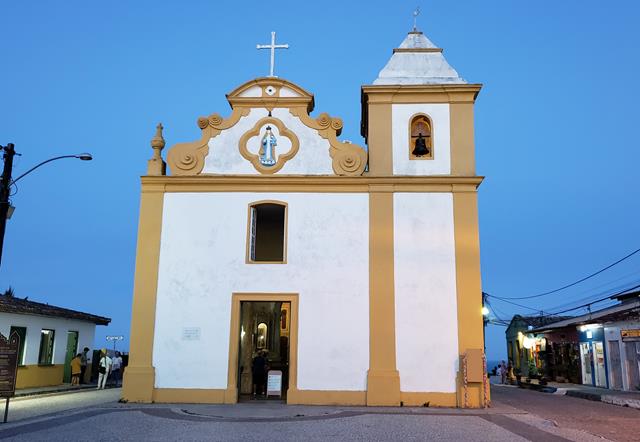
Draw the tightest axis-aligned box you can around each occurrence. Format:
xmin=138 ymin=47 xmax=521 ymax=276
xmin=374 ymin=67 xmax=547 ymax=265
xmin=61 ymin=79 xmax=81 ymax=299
xmin=392 ymin=103 xmax=451 ymax=175
xmin=0 ymin=313 xmax=97 ymax=366
xmin=393 ymin=193 xmax=459 ymax=392
xmin=202 ymin=108 xmax=334 ymax=175
xmin=153 ymin=192 xmax=369 ymax=391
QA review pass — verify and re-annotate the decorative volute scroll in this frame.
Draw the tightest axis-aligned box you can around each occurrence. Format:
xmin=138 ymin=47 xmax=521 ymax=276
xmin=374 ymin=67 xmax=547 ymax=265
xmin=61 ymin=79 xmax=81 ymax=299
xmin=147 ymin=123 xmax=166 ymax=176
xmin=166 ymin=108 xmax=250 ymax=176
xmin=289 ymin=108 xmax=368 ymax=176
xmin=165 ymin=77 xmax=368 ymax=176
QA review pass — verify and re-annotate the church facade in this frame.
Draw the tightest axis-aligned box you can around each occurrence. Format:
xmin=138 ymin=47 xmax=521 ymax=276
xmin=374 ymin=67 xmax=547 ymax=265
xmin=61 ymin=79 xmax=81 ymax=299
xmin=123 ymin=29 xmax=488 ymax=408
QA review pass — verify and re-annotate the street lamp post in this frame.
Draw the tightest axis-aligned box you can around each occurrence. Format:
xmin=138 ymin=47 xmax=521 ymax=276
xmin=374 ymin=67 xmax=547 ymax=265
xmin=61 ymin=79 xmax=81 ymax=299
xmin=0 ymin=144 xmax=92 ymax=269
xmin=482 ymin=292 xmax=490 ymax=351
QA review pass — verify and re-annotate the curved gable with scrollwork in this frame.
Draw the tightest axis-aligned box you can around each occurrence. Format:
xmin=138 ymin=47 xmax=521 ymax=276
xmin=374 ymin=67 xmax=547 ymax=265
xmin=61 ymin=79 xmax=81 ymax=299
xmin=166 ymin=78 xmax=367 ymax=177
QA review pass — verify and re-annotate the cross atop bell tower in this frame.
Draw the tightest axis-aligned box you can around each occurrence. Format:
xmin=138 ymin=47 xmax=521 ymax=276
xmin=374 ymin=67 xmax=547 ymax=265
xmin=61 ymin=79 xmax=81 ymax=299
xmin=256 ymin=31 xmax=289 ymax=77
xmin=412 ymin=6 xmax=420 ymax=32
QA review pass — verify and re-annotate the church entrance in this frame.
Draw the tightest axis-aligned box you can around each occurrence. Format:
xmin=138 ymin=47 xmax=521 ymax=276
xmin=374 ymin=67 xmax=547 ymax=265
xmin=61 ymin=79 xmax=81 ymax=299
xmin=237 ymin=301 xmax=291 ymax=402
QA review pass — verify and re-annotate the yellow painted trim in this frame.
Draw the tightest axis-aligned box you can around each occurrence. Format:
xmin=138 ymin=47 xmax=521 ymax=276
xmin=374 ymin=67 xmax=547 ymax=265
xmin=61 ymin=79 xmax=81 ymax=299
xmin=367 ymin=188 xmax=400 ymax=406
xmin=362 ymin=84 xmax=482 ymax=104
xmin=16 ymin=364 xmax=64 ymax=389
xmin=166 ymin=107 xmax=250 ymax=176
xmin=226 ymin=77 xmax=315 ymax=113
xmin=364 ymin=102 xmax=393 ymax=175
xmin=122 ymin=188 xmax=165 ymax=403
xmin=140 ymin=176 xmax=483 ymax=194
xmin=452 ymin=191 xmax=487 ymax=407
xmin=400 ymin=392 xmax=457 ymax=407
xmin=450 ymin=103 xmax=476 ymax=175
xmin=393 ymin=48 xmax=443 ymax=53
xmin=287 ymin=390 xmax=366 ymax=406
xmin=289 ymin=108 xmax=368 ymax=176
xmin=152 ymin=388 xmax=227 ymax=404
xmin=245 ymin=200 xmax=288 ymax=264
xmin=226 ymin=293 xmax=299 ymax=405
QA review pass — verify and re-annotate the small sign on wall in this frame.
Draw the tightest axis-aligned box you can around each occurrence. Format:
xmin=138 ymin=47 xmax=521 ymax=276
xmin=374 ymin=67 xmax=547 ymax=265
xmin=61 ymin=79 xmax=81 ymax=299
xmin=621 ymin=329 xmax=640 ymax=340
xmin=182 ymin=327 xmax=201 ymax=341
xmin=266 ymin=370 xmax=282 ymax=398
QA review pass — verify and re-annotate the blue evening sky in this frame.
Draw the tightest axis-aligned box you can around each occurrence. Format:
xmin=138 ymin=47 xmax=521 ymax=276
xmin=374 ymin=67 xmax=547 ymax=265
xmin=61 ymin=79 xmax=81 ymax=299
xmin=2 ymin=1 xmax=639 ymax=361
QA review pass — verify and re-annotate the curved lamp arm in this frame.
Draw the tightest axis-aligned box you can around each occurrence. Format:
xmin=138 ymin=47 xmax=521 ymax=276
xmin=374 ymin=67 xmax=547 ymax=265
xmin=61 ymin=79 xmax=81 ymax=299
xmin=11 ymin=153 xmax=92 ymax=185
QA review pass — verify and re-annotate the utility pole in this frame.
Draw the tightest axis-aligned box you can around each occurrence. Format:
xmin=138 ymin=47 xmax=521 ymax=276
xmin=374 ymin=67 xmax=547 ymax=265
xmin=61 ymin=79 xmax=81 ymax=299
xmin=0 ymin=144 xmax=17 ymax=269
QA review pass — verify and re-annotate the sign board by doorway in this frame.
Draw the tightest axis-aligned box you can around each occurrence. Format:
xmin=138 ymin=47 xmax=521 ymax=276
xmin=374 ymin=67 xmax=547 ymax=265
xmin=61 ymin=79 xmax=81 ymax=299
xmin=0 ymin=332 xmax=20 ymax=398
xmin=266 ymin=370 xmax=282 ymax=398
xmin=0 ymin=331 xmax=20 ymax=423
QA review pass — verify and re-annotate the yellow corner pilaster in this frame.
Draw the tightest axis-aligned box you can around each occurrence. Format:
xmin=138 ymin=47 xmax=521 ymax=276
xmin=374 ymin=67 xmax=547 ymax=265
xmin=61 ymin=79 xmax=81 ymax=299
xmin=453 ymin=190 xmax=487 ymax=407
xmin=122 ymin=185 xmax=164 ymax=403
xmin=367 ymin=187 xmax=401 ymax=405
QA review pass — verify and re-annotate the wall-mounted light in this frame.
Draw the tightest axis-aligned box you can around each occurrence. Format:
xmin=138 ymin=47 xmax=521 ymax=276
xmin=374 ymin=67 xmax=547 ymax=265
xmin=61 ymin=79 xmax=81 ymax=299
xmin=579 ymin=324 xmax=602 ymax=332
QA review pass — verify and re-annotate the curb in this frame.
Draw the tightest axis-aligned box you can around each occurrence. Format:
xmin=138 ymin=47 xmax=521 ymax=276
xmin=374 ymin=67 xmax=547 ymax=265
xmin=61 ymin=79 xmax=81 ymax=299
xmin=15 ymin=385 xmax=96 ymax=398
xmin=565 ymin=390 xmax=640 ymax=410
xmin=13 ymin=385 xmax=120 ymax=400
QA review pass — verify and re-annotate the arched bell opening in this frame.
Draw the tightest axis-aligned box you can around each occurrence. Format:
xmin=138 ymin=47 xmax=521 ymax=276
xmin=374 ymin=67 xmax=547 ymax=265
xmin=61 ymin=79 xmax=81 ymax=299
xmin=409 ymin=114 xmax=434 ymax=160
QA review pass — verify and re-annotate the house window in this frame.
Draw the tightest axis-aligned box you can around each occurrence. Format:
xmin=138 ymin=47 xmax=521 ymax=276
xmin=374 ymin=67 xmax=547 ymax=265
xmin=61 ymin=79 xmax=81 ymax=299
xmin=247 ymin=202 xmax=287 ymax=263
xmin=9 ymin=326 xmax=26 ymax=366
xmin=409 ymin=114 xmax=433 ymax=160
xmin=38 ymin=329 xmax=55 ymax=365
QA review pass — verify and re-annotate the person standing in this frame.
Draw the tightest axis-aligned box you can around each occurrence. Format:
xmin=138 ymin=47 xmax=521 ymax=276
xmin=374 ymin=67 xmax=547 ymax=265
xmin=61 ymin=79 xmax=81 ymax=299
xmin=251 ymin=351 xmax=267 ymax=398
xmin=70 ymin=354 xmax=82 ymax=386
xmin=111 ymin=351 xmax=123 ymax=387
xmin=79 ymin=347 xmax=90 ymax=384
xmin=97 ymin=349 xmax=112 ymax=390
xmin=500 ymin=360 xmax=507 ymax=384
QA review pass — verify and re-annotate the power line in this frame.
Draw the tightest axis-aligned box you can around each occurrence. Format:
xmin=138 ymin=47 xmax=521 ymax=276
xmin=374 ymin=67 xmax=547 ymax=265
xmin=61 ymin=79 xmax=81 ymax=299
xmin=544 ymin=277 xmax=640 ymax=313
xmin=547 ymin=283 xmax=640 ymax=316
xmin=488 ymin=294 xmax=546 ymax=313
xmin=497 ymin=247 xmax=640 ymax=300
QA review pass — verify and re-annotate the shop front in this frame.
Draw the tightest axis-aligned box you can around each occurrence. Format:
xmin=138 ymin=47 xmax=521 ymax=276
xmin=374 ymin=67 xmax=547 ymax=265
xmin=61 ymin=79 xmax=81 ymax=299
xmin=578 ymin=324 xmax=608 ymax=388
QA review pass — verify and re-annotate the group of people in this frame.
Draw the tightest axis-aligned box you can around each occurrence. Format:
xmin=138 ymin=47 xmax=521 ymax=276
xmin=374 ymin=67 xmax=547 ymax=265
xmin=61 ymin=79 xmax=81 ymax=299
xmin=496 ymin=360 xmax=513 ymax=384
xmin=70 ymin=348 xmax=123 ymax=389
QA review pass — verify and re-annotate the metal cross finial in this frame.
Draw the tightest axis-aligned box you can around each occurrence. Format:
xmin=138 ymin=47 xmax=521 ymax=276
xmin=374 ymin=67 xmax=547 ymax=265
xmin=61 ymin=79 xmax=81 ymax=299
xmin=256 ymin=31 xmax=289 ymax=77
xmin=413 ymin=6 xmax=420 ymax=32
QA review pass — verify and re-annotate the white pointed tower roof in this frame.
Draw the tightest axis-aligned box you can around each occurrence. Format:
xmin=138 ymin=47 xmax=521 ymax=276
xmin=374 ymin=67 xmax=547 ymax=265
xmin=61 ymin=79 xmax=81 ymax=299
xmin=373 ymin=31 xmax=466 ymax=85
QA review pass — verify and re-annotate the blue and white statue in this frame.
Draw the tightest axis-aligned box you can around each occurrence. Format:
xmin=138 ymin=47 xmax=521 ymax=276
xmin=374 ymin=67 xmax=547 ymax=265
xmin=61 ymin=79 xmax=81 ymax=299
xmin=259 ymin=126 xmax=277 ymax=166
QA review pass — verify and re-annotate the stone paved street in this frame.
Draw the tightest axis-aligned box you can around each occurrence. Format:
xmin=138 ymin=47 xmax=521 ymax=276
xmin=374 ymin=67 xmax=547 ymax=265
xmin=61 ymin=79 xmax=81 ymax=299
xmin=491 ymin=385 xmax=640 ymax=442
xmin=0 ymin=386 xmax=637 ymax=441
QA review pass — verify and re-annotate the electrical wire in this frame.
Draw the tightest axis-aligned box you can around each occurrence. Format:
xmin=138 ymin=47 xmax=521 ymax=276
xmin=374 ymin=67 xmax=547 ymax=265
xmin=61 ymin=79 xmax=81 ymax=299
xmin=546 ymin=283 xmax=640 ymax=316
xmin=543 ymin=277 xmax=640 ymax=313
xmin=488 ymin=294 xmax=548 ymax=313
xmin=497 ymin=247 xmax=640 ymax=300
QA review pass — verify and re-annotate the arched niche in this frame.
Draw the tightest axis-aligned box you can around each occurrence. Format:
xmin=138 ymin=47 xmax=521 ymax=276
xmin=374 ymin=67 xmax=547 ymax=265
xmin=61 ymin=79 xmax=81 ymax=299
xmin=409 ymin=114 xmax=434 ymax=160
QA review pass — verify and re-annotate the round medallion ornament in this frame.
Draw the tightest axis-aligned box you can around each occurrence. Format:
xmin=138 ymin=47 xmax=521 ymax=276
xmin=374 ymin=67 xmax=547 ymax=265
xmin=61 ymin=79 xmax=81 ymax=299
xmin=265 ymin=85 xmax=277 ymax=96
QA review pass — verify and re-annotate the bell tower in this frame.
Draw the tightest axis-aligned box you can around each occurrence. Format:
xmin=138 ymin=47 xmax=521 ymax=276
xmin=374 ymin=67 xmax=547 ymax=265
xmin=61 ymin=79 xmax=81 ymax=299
xmin=361 ymin=30 xmax=481 ymax=176
xmin=361 ymin=28 xmax=488 ymax=408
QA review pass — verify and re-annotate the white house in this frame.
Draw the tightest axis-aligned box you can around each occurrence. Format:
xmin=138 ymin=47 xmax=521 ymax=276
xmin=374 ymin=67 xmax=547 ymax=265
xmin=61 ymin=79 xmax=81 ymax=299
xmin=0 ymin=294 xmax=110 ymax=388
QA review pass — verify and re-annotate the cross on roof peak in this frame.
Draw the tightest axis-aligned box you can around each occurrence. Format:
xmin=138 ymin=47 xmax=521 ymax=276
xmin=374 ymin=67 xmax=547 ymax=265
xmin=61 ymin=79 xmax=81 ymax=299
xmin=412 ymin=6 xmax=421 ymax=32
xmin=256 ymin=31 xmax=289 ymax=78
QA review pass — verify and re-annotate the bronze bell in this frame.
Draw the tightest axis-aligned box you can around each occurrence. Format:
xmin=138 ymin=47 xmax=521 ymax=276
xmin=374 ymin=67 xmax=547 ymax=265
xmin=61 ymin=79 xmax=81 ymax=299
xmin=412 ymin=133 xmax=430 ymax=157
